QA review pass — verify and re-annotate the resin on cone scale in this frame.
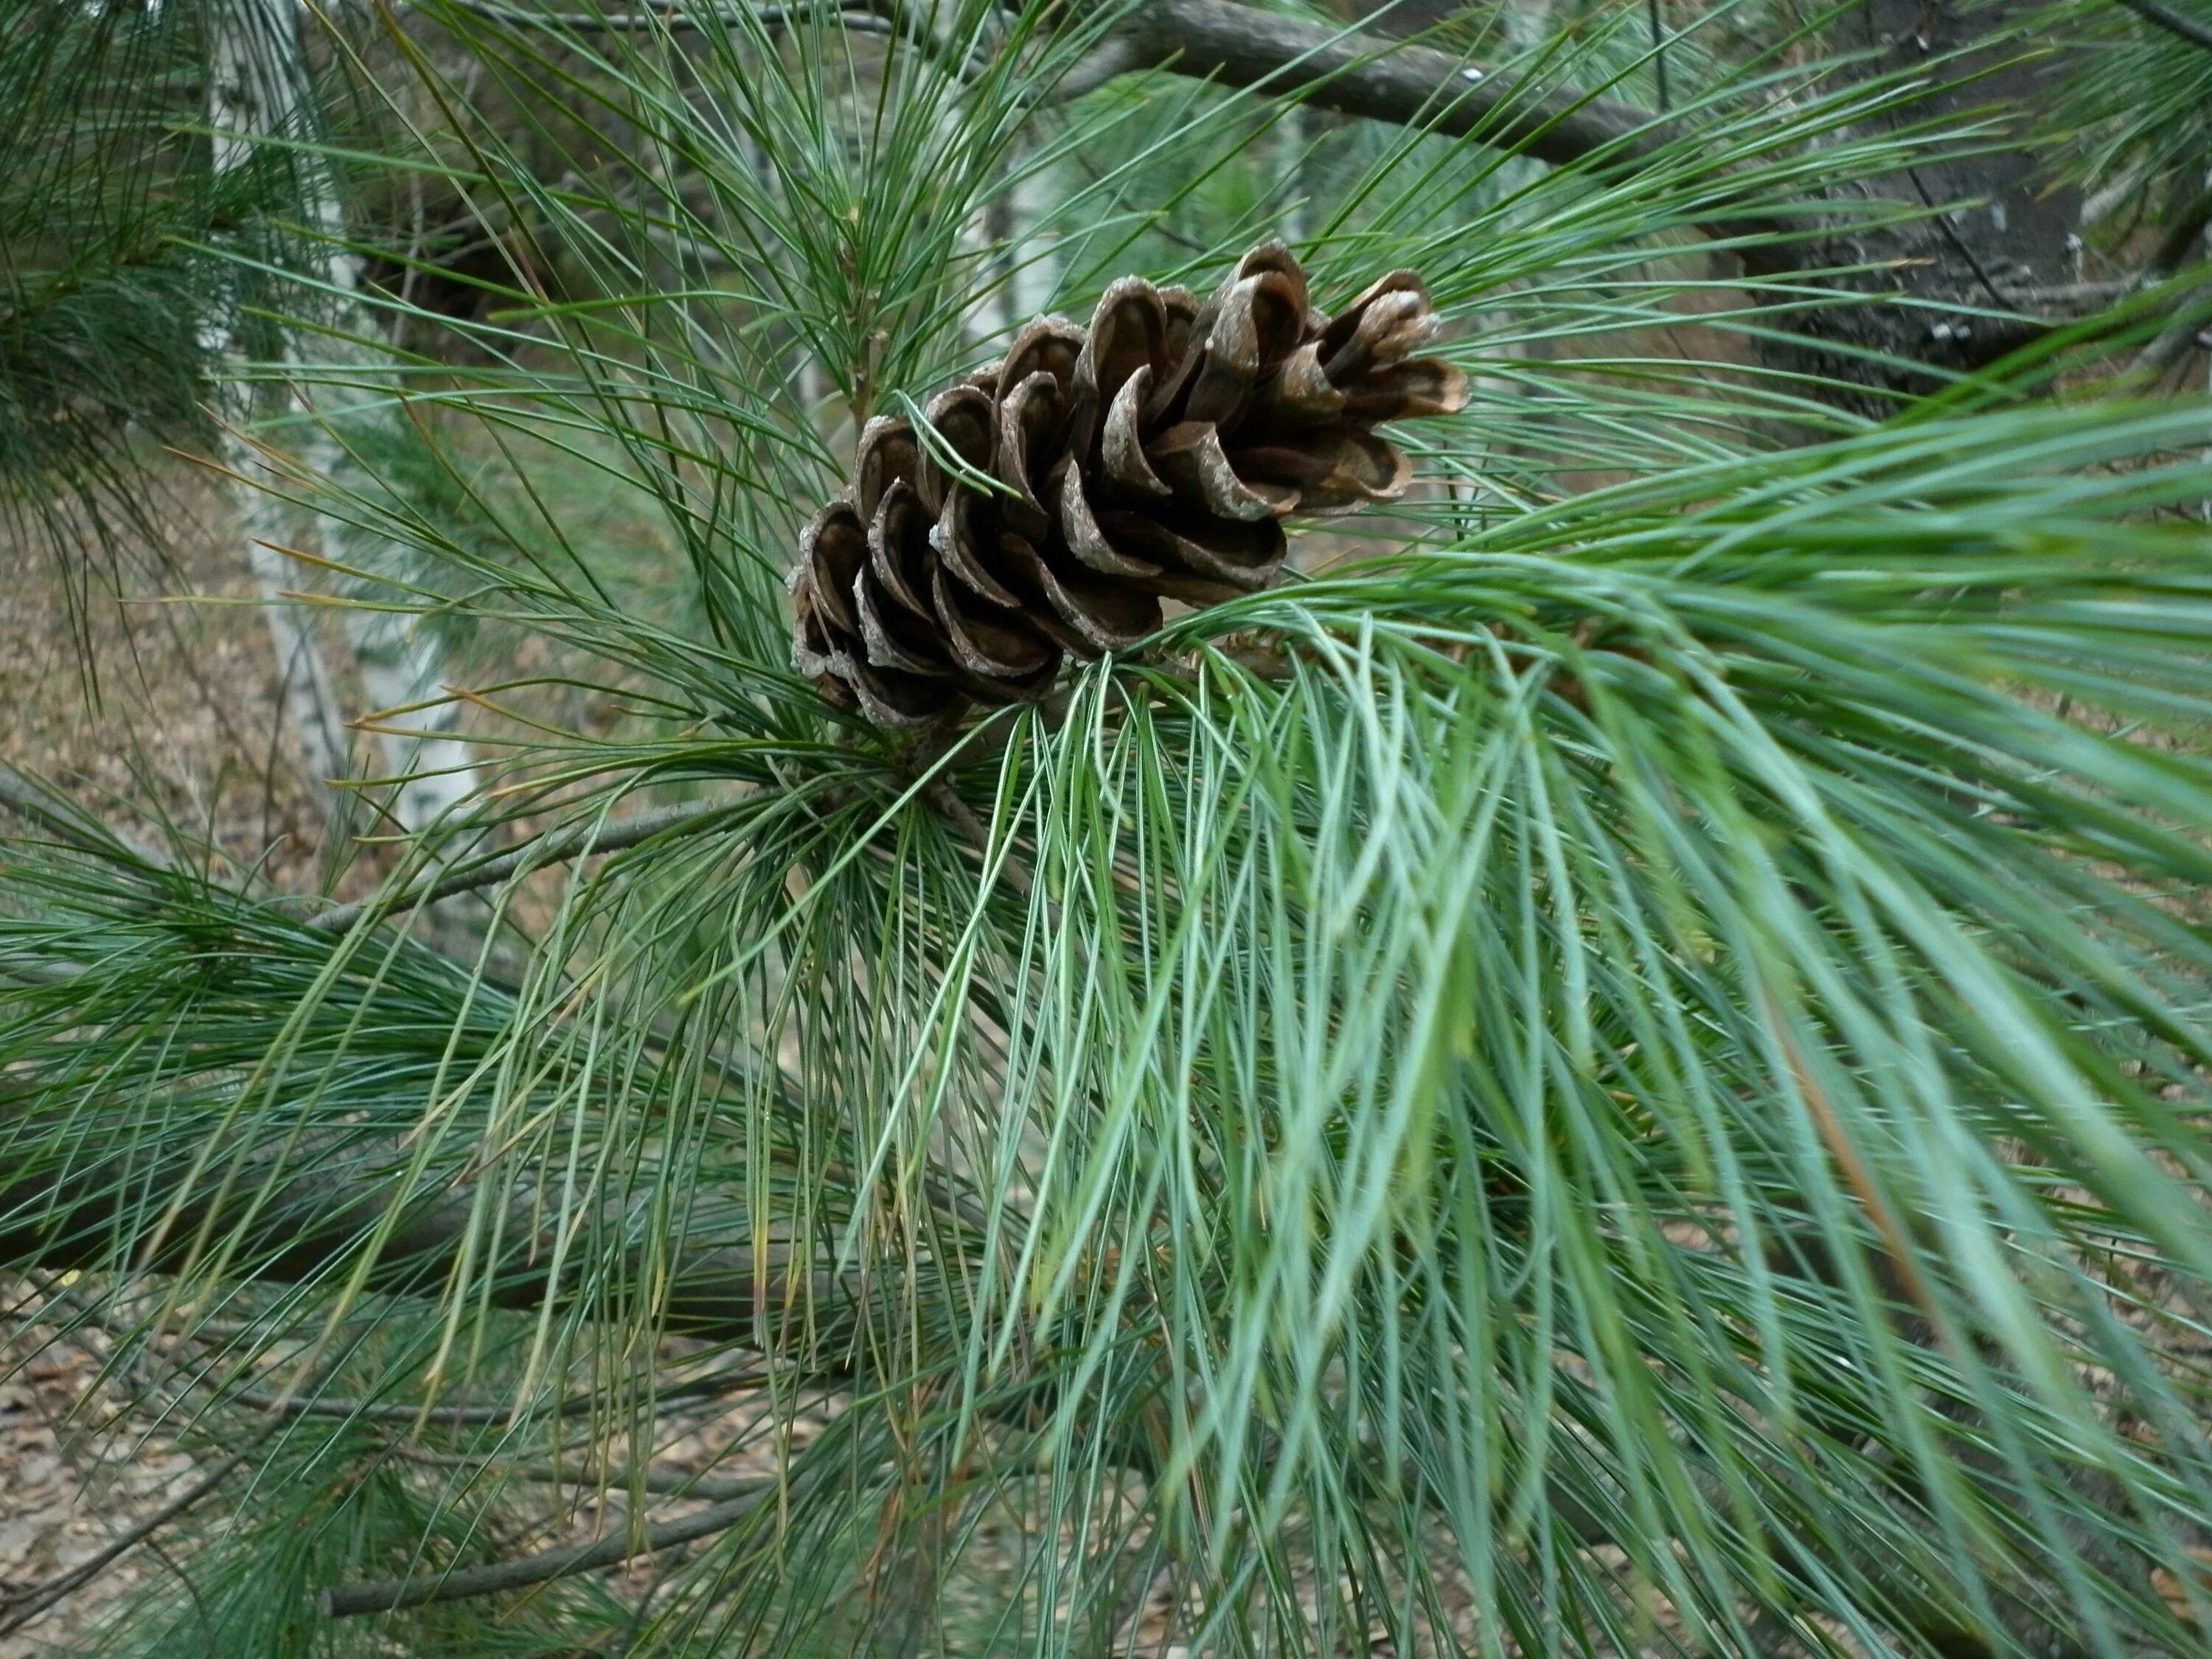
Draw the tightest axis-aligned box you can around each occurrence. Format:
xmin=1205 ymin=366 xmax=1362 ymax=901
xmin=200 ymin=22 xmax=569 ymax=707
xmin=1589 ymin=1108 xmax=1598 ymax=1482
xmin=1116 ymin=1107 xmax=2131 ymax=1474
xmin=790 ymin=243 xmax=1468 ymax=727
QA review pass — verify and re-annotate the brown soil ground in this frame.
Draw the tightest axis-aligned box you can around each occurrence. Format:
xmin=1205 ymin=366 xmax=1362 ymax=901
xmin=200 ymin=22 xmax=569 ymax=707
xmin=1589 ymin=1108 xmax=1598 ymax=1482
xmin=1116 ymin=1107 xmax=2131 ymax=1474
xmin=2 ymin=467 xmax=334 ymax=1650
xmin=3 ymin=469 xmax=338 ymax=894
xmin=7 ymin=471 xmax=268 ymax=1649
xmin=0 ymin=1298 xmax=200 ymax=1657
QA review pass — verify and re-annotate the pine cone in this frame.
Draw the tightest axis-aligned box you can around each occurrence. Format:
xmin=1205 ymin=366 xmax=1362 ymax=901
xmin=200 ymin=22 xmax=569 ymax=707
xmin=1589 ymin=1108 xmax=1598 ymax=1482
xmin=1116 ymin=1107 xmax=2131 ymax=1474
xmin=790 ymin=243 xmax=1467 ymax=727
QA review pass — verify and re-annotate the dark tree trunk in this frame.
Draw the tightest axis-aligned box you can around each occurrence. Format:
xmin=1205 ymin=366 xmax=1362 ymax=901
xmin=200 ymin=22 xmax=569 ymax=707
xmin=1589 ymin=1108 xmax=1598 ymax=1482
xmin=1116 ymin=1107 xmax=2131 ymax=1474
xmin=1748 ymin=0 xmax=2084 ymax=413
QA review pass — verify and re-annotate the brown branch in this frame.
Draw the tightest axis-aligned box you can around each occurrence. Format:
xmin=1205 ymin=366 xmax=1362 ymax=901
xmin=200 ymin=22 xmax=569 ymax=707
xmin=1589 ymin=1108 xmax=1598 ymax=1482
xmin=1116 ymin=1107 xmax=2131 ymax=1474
xmin=321 ymin=1481 xmax=773 ymax=1616
xmin=428 ymin=0 xmax=1935 ymax=224
xmin=0 ymin=1283 xmax=745 ymax=1455
xmin=437 ymin=0 xmax=889 ymax=31
xmin=924 ymin=779 xmax=1035 ymax=902
xmin=425 ymin=0 xmax=989 ymax=79
xmin=309 ymin=791 xmax=748 ymax=933
xmin=2112 ymin=0 xmax=2212 ymax=55
xmin=205 ymin=1363 xmax=771 ymax=1427
xmin=425 ymin=0 xmax=1798 ymax=265
xmin=1061 ymin=0 xmax=1820 ymax=274
xmin=2128 ymin=279 xmax=2212 ymax=378
xmin=0 ymin=1127 xmax=836 ymax=1353
xmin=230 ymin=1389 xmax=563 ymax=1424
xmin=2151 ymin=183 xmax=2212 ymax=277
xmin=383 ymin=1443 xmax=770 ymax=1503
xmin=1105 ymin=0 xmax=1665 ymax=178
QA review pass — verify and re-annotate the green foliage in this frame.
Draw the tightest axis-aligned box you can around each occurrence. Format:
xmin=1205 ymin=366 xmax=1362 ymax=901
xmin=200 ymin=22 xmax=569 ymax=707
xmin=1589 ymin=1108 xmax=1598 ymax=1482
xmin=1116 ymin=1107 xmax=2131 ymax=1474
xmin=6 ymin=3 xmax=2212 ymax=1656
xmin=0 ymin=1 xmax=285 ymax=531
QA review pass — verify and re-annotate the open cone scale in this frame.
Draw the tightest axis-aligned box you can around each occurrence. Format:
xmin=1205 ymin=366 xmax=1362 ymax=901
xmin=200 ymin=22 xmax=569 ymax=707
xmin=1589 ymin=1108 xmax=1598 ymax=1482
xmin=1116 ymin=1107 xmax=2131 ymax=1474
xmin=791 ymin=243 xmax=1467 ymax=726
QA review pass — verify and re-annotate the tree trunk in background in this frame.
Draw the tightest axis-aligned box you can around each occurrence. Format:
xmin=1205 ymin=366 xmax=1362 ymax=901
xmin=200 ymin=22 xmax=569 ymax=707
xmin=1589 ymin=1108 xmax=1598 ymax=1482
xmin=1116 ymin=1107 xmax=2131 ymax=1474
xmin=237 ymin=521 xmax=355 ymax=808
xmin=1751 ymin=0 xmax=2084 ymax=414
xmin=1346 ymin=0 xmax=2082 ymax=414
xmin=205 ymin=0 xmax=355 ymax=821
xmin=964 ymin=10 xmax=1060 ymax=355
xmin=204 ymin=0 xmax=480 ymax=839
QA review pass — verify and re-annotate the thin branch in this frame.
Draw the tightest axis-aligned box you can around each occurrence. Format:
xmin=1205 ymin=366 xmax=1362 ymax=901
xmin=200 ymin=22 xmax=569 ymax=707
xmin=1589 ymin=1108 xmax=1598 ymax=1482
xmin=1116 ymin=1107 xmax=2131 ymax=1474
xmin=2150 ymin=183 xmax=2212 ymax=276
xmin=1 ymin=960 xmax=84 ymax=990
xmin=383 ymin=1442 xmax=770 ymax=1502
xmin=443 ymin=0 xmax=2103 ymax=299
xmin=2112 ymin=0 xmax=2212 ymax=55
xmin=0 ymin=1282 xmax=700 ymax=1430
xmin=924 ymin=779 xmax=1034 ymax=902
xmin=2128 ymin=279 xmax=2212 ymax=378
xmin=423 ymin=0 xmax=1002 ymax=82
xmin=1110 ymin=0 xmax=1664 ymax=179
xmin=1055 ymin=32 xmax=1141 ymax=101
xmin=309 ymin=791 xmax=748 ymax=933
xmin=437 ymin=0 xmax=1791 ymax=255
xmin=0 ymin=1420 xmax=278 ymax=1639
xmin=1078 ymin=0 xmax=1815 ymax=269
xmin=220 ymin=1367 xmax=768 ymax=1425
xmin=231 ymin=1388 xmax=557 ymax=1424
xmin=0 ymin=1129 xmax=834 ymax=1354
xmin=435 ymin=0 xmax=892 ymax=35
xmin=321 ymin=1482 xmax=773 ymax=1616
xmin=1904 ymin=164 xmax=2017 ymax=315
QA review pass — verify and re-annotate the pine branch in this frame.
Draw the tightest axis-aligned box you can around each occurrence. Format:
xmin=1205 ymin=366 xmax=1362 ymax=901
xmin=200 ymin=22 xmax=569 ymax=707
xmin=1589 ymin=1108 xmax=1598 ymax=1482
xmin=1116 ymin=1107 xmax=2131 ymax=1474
xmin=924 ymin=779 xmax=1036 ymax=903
xmin=202 ymin=1367 xmax=771 ymax=1425
xmin=321 ymin=1482 xmax=774 ymax=1616
xmin=2151 ymin=184 xmax=2212 ymax=276
xmin=447 ymin=0 xmax=1745 ymax=225
xmin=422 ymin=0 xmax=1003 ymax=80
xmin=229 ymin=1390 xmax=585 ymax=1425
xmin=1060 ymin=0 xmax=1814 ymax=270
xmin=309 ymin=791 xmax=751 ymax=933
xmin=2128 ymin=279 xmax=2212 ymax=376
xmin=0 ymin=1128 xmax=838 ymax=1351
xmin=383 ymin=1443 xmax=771 ymax=1501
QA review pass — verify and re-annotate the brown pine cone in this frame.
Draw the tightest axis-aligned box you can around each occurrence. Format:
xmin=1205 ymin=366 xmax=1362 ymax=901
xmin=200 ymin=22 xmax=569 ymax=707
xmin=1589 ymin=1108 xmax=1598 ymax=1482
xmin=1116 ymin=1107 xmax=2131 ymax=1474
xmin=790 ymin=243 xmax=1467 ymax=727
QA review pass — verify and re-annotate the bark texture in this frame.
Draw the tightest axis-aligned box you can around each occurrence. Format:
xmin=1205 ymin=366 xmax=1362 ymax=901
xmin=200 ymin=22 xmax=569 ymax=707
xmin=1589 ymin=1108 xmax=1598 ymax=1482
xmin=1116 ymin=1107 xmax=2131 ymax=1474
xmin=206 ymin=0 xmax=482 ymax=835
xmin=1745 ymin=0 xmax=2084 ymax=414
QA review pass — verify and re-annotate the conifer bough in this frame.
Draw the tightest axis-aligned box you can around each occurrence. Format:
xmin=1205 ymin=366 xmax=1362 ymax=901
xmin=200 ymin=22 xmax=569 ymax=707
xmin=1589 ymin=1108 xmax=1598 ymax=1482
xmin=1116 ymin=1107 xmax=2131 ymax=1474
xmin=790 ymin=244 xmax=1468 ymax=725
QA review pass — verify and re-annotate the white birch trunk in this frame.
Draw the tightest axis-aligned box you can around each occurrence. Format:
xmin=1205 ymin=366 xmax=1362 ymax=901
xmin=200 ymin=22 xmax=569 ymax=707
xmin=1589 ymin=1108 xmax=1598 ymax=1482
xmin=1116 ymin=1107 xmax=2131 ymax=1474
xmin=241 ymin=521 xmax=354 ymax=799
xmin=951 ymin=10 xmax=1059 ymax=350
xmin=960 ymin=148 xmax=1062 ymax=355
xmin=1275 ymin=106 xmax=1308 ymax=250
xmin=1004 ymin=161 xmax=1060 ymax=322
xmin=962 ymin=191 xmax=1019 ymax=352
xmin=204 ymin=0 xmax=479 ymax=836
xmin=204 ymin=0 xmax=352 ymax=811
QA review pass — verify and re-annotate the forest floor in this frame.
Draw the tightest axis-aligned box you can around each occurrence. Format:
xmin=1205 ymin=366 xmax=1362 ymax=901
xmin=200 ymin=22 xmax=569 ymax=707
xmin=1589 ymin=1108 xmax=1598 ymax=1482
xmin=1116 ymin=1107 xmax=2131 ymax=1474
xmin=1 ymin=475 xmax=335 ymax=898
xmin=0 ymin=473 xmax=829 ymax=1650
xmin=0 ymin=1301 xmax=195 ymax=1656
xmin=1 ymin=477 xmax=313 ymax=1652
